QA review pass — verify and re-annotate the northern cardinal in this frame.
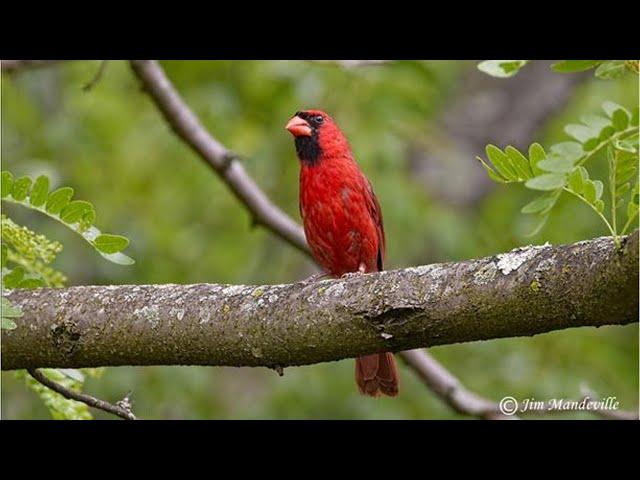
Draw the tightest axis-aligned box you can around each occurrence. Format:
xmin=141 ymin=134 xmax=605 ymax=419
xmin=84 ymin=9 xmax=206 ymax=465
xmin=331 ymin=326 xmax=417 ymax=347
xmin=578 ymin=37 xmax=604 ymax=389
xmin=286 ymin=109 xmax=399 ymax=397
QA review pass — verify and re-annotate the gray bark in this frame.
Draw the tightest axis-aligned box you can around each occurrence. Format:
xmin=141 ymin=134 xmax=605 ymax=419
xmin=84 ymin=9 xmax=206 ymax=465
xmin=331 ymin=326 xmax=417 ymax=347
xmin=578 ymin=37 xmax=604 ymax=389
xmin=3 ymin=232 xmax=636 ymax=371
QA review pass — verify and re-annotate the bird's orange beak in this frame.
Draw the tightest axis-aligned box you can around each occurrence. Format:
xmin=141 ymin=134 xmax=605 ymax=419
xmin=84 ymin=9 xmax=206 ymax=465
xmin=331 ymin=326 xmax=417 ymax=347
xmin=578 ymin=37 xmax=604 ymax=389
xmin=286 ymin=116 xmax=312 ymax=137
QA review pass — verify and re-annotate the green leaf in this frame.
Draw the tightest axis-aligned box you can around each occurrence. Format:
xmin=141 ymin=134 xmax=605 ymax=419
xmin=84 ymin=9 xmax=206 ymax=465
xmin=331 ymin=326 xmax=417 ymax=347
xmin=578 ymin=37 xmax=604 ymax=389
xmin=60 ymin=201 xmax=93 ymax=224
xmin=478 ymin=156 xmax=508 ymax=183
xmin=568 ymin=168 xmax=584 ymax=194
xmin=505 ymin=146 xmax=533 ymax=179
xmin=551 ymin=60 xmax=600 ymax=73
xmin=2 ymin=174 xmax=135 ymax=267
xmin=564 ymin=124 xmax=598 ymax=144
xmin=3 ymin=266 xmax=25 ymax=289
xmin=630 ymin=183 xmax=639 ymax=206
xmin=583 ymin=181 xmax=597 ymax=203
xmin=528 ymin=143 xmax=546 ymax=176
xmin=612 ymin=109 xmax=630 ymax=131
xmin=29 ymin=175 xmax=50 ymax=207
xmin=1 ymin=244 xmax=7 ymax=268
xmin=631 ymin=107 xmax=639 ymax=127
xmin=525 ymin=173 xmax=567 ymax=191
xmin=1 ymin=296 xmax=23 ymax=318
xmin=617 ymin=174 xmax=635 ymax=191
xmin=521 ymin=193 xmax=558 ymax=214
xmin=597 ymin=125 xmax=616 ymax=142
xmin=11 ymin=176 xmax=32 ymax=201
xmin=525 ymin=211 xmax=551 ymax=237
xmin=477 ymin=60 xmax=529 ymax=78
xmin=93 ymin=234 xmax=130 ymax=254
xmin=595 ymin=61 xmax=628 ymax=79
xmin=583 ymin=138 xmax=600 ymax=152
xmin=594 ymin=199 xmax=605 ymax=213
xmin=614 ymin=135 xmax=638 ymax=153
xmin=1 ymin=317 xmax=17 ymax=330
xmin=577 ymin=166 xmax=590 ymax=181
xmin=592 ymin=180 xmax=604 ymax=199
xmin=550 ymin=142 xmax=583 ymax=162
xmin=18 ymin=278 xmax=45 ymax=288
xmin=602 ymin=101 xmax=629 ymax=119
xmin=628 ymin=199 xmax=639 ymax=220
xmin=100 ymin=252 xmax=135 ymax=265
xmin=46 ymin=187 xmax=74 ymax=214
xmin=79 ymin=207 xmax=96 ymax=231
xmin=486 ymin=145 xmax=518 ymax=180
xmin=537 ymin=154 xmax=575 ymax=173
xmin=1 ymin=171 xmax=14 ymax=198
xmin=616 ymin=182 xmax=631 ymax=200
xmin=580 ymin=114 xmax=611 ymax=134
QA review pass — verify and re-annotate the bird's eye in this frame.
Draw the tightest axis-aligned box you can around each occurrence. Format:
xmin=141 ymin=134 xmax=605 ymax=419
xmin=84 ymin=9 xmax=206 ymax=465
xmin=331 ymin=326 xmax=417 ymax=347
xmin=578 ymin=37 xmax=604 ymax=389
xmin=315 ymin=115 xmax=324 ymax=124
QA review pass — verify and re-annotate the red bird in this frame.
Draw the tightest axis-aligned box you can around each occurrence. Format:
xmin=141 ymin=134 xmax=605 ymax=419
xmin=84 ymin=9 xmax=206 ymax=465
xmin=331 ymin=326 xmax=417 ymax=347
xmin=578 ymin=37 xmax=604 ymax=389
xmin=286 ymin=109 xmax=399 ymax=397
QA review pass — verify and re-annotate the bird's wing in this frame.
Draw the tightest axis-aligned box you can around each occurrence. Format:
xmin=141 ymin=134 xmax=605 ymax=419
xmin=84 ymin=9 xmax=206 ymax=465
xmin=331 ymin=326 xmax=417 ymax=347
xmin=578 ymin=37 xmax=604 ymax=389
xmin=363 ymin=177 xmax=386 ymax=272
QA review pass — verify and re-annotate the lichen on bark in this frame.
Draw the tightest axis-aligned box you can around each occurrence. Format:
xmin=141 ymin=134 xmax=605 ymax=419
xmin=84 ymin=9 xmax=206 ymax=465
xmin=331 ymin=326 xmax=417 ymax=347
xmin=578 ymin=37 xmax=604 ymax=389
xmin=2 ymin=232 xmax=637 ymax=371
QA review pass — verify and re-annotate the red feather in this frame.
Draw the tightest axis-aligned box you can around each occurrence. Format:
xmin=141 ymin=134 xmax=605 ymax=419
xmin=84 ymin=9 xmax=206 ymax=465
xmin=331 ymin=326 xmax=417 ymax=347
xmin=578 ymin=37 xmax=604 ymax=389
xmin=288 ymin=109 xmax=399 ymax=398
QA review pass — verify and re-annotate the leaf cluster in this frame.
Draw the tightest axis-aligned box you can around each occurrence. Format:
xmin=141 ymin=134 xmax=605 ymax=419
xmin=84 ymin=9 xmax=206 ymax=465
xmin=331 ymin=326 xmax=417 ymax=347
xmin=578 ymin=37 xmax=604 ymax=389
xmin=478 ymin=102 xmax=639 ymax=240
xmin=478 ymin=60 xmax=639 ymax=80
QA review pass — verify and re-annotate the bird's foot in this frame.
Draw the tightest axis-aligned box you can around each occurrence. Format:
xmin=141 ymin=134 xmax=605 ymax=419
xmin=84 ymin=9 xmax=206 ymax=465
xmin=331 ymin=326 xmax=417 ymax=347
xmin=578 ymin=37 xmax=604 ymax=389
xmin=340 ymin=263 xmax=368 ymax=279
xmin=296 ymin=272 xmax=331 ymax=285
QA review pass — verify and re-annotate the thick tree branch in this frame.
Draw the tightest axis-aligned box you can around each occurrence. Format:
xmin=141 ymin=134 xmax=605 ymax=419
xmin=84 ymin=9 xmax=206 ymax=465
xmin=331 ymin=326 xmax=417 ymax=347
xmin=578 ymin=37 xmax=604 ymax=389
xmin=27 ymin=368 xmax=136 ymax=420
xmin=4 ymin=233 xmax=637 ymax=371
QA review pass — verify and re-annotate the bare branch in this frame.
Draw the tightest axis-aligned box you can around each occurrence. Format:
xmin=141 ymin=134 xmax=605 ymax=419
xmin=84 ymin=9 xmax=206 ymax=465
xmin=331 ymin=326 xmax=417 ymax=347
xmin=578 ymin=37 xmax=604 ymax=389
xmin=129 ymin=60 xmax=308 ymax=254
xmin=1 ymin=60 xmax=60 ymax=73
xmin=579 ymin=385 xmax=639 ymax=420
xmin=4 ymin=233 xmax=637 ymax=372
xmin=403 ymin=351 xmax=640 ymax=420
xmin=589 ymin=405 xmax=639 ymax=421
xmin=399 ymin=349 xmax=516 ymax=419
xmin=27 ymin=368 xmax=136 ymax=420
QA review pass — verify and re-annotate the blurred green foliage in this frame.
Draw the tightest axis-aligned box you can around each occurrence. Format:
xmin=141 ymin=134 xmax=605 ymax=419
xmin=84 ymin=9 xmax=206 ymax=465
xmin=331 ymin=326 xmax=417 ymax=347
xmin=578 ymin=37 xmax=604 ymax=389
xmin=1 ymin=60 xmax=637 ymax=419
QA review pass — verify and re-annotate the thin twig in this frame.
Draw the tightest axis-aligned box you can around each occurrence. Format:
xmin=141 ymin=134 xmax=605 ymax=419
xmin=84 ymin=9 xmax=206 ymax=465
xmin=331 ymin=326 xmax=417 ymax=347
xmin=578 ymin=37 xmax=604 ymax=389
xmin=27 ymin=368 xmax=136 ymax=420
xmin=82 ymin=60 xmax=109 ymax=91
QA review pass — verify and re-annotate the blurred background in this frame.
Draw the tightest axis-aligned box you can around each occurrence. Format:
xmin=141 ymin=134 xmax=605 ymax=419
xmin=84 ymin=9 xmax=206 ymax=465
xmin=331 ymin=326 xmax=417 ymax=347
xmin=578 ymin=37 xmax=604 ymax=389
xmin=1 ymin=60 xmax=637 ymax=419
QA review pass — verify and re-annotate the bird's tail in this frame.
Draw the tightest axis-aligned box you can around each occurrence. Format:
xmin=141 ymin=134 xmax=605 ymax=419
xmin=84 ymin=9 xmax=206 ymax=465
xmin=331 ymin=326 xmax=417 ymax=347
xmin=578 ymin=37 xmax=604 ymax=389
xmin=355 ymin=352 xmax=399 ymax=397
